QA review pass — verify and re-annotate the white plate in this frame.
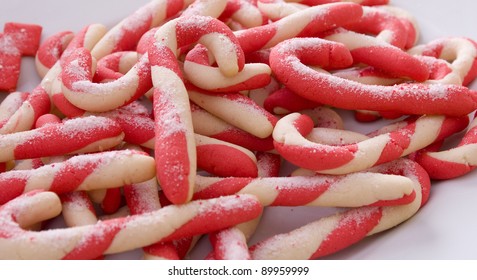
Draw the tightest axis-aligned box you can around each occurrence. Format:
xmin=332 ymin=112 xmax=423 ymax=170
xmin=1 ymin=0 xmax=477 ymax=260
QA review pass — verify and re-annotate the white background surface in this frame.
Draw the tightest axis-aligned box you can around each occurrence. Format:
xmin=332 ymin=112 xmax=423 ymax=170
xmin=1 ymin=0 xmax=477 ymax=259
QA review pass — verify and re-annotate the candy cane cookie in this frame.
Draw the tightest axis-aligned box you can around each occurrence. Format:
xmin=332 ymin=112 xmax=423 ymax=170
xmin=184 ymin=44 xmax=272 ymax=92
xmin=235 ymin=2 xmax=363 ymax=54
xmin=89 ymin=0 xmax=196 ymax=60
xmin=408 ymin=37 xmax=477 ymax=86
xmin=411 ymin=113 xmax=477 ymax=180
xmin=0 ymin=150 xmax=155 ymax=205
xmin=188 ymin=86 xmax=278 ymax=139
xmin=0 ymin=22 xmax=42 ymax=92
xmin=35 ymin=31 xmax=74 ymax=78
xmin=60 ymin=47 xmax=152 ymax=112
xmin=193 ymin=171 xmax=416 ymax=207
xmin=0 ymin=116 xmax=124 ymax=163
xmin=270 ymin=37 xmax=477 ymax=116
xmin=249 ymin=158 xmax=429 ymax=259
xmin=273 ymin=112 xmax=468 ymax=174
xmin=48 ymin=24 xmax=108 ymax=117
xmin=148 ymin=15 xmax=246 ymax=204
xmin=256 ymin=0 xmax=389 ymax=22
xmin=0 ymin=191 xmax=262 ymax=259
xmin=191 ymin=103 xmax=274 ymax=151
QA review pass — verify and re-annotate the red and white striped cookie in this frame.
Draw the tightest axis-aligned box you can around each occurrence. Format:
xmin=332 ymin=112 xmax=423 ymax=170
xmin=0 ymin=191 xmax=262 ymax=259
xmin=0 ymin=150 xmax=155 ymax=205
xmin=249 ymin=158 xmax=429 ymax=259
xmin=148 ymin=15 xmax=246 ymax=204
xmin=49 ymin=24 xmax=107 ymax=117
xmin=90 ymin=0 xmax=195 ymax=60
xmin=412 ymin=113 xmax=477 ymax=179
xmin=235 ymin=2 xmax=363 ymax=53
xmin=270 ymin=37 xmax=477 ymax=116
xmin=60 ymin=48 xmax=152 ymax=112
xmin=0 ymin=116 xmax=124 ymax=163
xmin=193 ymin=171 xmax=416 ymax=207
xmin=273 ymin=112 xmax=468 ymax=174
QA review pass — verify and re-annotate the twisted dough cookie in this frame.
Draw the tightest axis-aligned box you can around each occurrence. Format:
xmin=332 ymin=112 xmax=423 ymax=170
xmin=235 ymin=2 xmax=363 ymax=53
xmin=193 ymin=171 xmax=416 ymax=208
xmin=269 ymin=37 xmax=477 ymax=116
xmin=249 ymin=158 xmax=430 ymax=259
xmin=273 ymin=112 xmax=468 ymax=174
xmin=0 ymin=116 xmax=124 ymax=163
xmin=148 ymin=15 xmax=245 ymax=204
xmin=412 ymin=113 xmax=477 ymax=180
xmin=0 ymin=150 xmax=155 ymax=205
xmin=60 ymin=48 xmax=152 ymax=112
xmin=0 ymin=191 xmax=262 ymax=259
